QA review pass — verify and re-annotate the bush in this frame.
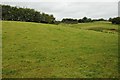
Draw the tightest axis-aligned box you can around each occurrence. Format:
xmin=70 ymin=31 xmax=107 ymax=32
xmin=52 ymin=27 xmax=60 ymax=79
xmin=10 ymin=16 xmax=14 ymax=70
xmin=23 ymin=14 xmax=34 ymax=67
xmin=111 ymin=17 xmax=120 ymax=24
xmin=54 ymin=21 xmax=61 ymax=25
xmin=78 ymin=17 xmax=93 ymax=23
xmin=62 ymin=18 xmax=78 ymax=24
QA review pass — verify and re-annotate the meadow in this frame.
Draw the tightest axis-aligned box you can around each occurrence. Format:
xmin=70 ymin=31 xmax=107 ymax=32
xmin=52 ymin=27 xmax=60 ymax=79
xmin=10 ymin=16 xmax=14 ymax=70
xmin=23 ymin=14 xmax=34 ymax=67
xmin=2 ymin=21 xmax=119 ymax=78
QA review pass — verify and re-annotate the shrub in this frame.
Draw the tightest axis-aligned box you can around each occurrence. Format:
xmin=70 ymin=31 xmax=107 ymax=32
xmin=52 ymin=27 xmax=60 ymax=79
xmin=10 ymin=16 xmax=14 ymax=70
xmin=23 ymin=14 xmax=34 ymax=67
xmin=62 ymin=18 xmax=78 ymax=24
xmin=111 ymin=17 xmax=120 ymax=24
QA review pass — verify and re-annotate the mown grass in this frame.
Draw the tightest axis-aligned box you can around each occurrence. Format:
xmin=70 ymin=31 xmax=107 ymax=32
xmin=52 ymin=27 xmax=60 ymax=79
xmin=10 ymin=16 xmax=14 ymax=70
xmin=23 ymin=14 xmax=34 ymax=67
xmin=2 ymin=21 xmax=119 ymax=78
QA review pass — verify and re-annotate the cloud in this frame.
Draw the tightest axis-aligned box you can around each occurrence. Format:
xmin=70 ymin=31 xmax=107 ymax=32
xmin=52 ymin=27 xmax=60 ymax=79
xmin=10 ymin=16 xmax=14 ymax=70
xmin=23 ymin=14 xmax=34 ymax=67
xmin=1 ymin=2 xmax=118 ymax=20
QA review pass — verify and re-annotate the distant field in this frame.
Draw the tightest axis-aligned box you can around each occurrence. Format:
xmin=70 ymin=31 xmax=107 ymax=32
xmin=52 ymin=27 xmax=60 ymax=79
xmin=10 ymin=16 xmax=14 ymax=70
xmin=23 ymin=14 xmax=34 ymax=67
xmin=2 ymin=21 xmax=119 ymax=78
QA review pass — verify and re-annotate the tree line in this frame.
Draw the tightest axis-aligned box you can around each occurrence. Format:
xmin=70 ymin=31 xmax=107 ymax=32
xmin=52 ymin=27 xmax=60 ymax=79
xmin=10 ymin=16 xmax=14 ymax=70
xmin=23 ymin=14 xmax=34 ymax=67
xmin=1 ymin=4 xmax=120 ymax=25
xmin=1 ymin=5 xmax=55 ymax=24
xmin=61 ymin=17 xmax=120 ymax=25
xmin=61 ymin=17 xmax=107 ymax=24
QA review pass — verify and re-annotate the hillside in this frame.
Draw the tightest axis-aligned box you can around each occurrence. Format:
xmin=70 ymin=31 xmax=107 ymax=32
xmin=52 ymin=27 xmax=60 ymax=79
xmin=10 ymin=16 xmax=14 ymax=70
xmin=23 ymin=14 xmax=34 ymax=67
xmin=2 ymin=21 xmax=119 ymax=78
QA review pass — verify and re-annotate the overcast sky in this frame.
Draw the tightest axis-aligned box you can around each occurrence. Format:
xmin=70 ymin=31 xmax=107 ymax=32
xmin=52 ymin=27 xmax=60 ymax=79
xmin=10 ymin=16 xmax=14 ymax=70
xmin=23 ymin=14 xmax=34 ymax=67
xmin=1 ymin=1 xmax=119 ymax=20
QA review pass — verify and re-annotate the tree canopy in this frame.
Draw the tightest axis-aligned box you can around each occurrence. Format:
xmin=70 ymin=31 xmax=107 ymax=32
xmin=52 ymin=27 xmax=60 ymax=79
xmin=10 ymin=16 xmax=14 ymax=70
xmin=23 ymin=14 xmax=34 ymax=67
xmin=1 ymin=5 xmax=55 ymax=24
xmin=62 ymin=18 xmax=78 ymax=24
xmin=110 ymin=17 xmax=120 ymax=24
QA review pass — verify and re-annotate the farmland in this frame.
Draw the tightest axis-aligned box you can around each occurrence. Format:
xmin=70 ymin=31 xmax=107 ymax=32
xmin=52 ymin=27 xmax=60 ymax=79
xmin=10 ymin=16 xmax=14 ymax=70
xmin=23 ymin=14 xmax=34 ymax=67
xmin=2 ymin=21 xmax=119 ymax=78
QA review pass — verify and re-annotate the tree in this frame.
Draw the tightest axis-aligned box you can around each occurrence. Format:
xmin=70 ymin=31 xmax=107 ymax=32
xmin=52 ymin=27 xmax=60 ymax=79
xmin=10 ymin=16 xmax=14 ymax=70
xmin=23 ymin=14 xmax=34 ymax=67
xmin=78 ymin=19 xmax=83 ymax=23
xmin=111 ymin=17 xmax=120 ymax=24
xmin=109 ymin=18 xmax=112 ymax=22
xmin=2 ymin=4 xmax=56 ymax=24
xmin=82 ymin=17 xmax=87 ymax=23
xmin=78 ymin=17 xmax=92 ymax=23
xmin=62 ymin=18 xmax=78 ymax=24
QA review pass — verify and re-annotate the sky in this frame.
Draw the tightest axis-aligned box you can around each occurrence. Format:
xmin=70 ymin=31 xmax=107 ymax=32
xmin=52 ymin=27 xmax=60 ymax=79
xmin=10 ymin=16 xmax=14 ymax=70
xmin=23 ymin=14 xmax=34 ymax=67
xmin=1 ymin=0 xmax=119 ymax=20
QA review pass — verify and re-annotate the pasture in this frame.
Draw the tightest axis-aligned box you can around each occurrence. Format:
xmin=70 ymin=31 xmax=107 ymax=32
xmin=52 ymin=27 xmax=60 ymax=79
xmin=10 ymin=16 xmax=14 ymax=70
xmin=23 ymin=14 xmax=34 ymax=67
xmin=2 ymin=21 xmax=119 ymax=78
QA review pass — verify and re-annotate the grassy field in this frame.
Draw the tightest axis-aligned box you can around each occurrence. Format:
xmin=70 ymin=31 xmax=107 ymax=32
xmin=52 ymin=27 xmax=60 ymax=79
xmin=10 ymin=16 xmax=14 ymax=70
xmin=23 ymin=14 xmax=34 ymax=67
xmin=2 ymin=21 xmax=119 ymax=78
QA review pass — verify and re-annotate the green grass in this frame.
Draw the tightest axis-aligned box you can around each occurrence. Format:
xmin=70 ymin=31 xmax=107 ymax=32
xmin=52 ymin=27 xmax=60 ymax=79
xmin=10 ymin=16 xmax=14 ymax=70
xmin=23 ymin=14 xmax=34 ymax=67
xmin=2 ymin=21 xmax=119 ymax=78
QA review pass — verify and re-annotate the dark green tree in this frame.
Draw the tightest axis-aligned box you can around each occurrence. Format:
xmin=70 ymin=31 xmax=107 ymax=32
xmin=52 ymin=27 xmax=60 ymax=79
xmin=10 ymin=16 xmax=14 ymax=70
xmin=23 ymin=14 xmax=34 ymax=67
xmin=1 ymin=4 xmax=56 ymax=24
xmin=111 ymin=17 xmax=120 ymax=24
